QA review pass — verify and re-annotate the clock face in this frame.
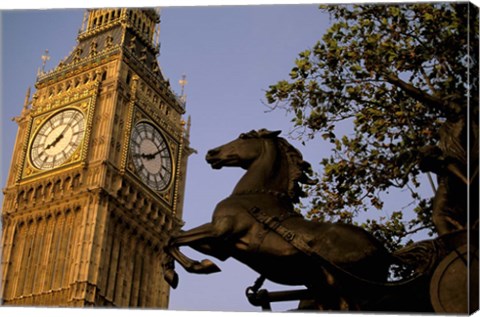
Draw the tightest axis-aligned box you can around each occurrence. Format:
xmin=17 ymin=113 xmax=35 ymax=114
xmin=130 ymin=121 xmax=173 ymax=191
xmin=30 ymin=109 xmax=86 ymax=170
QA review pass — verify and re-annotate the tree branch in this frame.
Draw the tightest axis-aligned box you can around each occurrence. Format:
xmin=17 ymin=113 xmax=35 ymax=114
xmin=419 ymin=67 xmax=438 ymax=95
xmin=383 ymin=73 xmax=443 ymax=107
xmin=401 ymin=224 xmax=433 ymax=238
xmin=382 ymin=73 xmax=463 ymax=116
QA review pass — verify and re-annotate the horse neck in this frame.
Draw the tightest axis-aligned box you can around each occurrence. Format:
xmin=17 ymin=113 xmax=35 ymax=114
xmin=232 ymin=139 xmax=289 ymax=196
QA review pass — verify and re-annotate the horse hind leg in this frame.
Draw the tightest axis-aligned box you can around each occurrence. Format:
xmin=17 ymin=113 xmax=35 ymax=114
xmin=304 ymin=268 xmax=360 ymax=311
xmin=302 ymin=286 xmax=354 ymax=311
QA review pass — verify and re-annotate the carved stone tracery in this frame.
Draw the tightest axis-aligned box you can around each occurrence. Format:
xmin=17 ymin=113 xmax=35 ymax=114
xmin=2 ymin=8 xmax=189 ymax=308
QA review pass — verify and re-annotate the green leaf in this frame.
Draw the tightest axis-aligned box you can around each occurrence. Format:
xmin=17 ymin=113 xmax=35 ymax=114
xmin=264 ymin=2 xmax=475 ymax=252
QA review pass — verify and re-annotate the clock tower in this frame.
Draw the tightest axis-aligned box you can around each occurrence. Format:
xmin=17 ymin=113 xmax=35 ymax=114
xmin=1 ymin=8 xmax=192 ymax=307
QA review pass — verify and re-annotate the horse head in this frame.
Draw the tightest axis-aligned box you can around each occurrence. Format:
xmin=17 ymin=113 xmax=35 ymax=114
xmin=206 ymin=129 xmax=316 ymax=203
xmin=206 ymin=129 xmax=281 ymax=170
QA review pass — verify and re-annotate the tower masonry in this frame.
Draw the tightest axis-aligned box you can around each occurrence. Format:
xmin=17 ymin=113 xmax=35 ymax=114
xmin=1 ymin=8 xmax=192 ymax=307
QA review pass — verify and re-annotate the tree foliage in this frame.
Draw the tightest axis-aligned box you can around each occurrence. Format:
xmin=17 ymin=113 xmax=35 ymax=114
xmin=266 ymin=3 xmax=478 ymax=251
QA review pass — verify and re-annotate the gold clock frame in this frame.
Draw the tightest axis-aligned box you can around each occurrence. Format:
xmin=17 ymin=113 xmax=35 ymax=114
xmin=18 ymin=96 xmax=97 ymax=182
xmin=124 ymin=106 xmax=181 ymax=207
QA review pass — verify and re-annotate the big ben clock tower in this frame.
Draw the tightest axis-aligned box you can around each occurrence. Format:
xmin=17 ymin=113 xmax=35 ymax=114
xmin=1 ymin=8 xmax=192 ymax=307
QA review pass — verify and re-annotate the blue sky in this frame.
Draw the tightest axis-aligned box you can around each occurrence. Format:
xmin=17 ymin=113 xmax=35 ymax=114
xmin=1 ymin=4 xmax=331 ymax=312
xmin=160 ymin=6 xmax=331 ymax=311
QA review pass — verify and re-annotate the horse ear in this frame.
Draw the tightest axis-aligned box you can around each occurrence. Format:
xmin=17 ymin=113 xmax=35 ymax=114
xmin=271 ymin=130 xmax=282 ymax=137
xmin=258 ymin=129 xmax=282 ymax=138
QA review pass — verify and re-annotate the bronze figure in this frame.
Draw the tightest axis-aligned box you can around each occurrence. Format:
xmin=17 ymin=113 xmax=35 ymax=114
xmin=164 ymin=129 xmax=424 ymax=310
xmin=419 ymin=111 xmax=479 ymax=235
xmin=164 ymin=128 xmax=477 ymax=312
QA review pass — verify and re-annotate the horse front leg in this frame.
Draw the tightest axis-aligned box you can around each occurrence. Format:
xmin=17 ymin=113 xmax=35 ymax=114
xmin=172 ymin=217 xmax=235 ymax=261
xmin=168 ymin=246 xmax=221 ymax=274
xmin=170 ymin=222 xmax=216 ymax=246
xmin=166 ymin=223 xmax=222 ymax=275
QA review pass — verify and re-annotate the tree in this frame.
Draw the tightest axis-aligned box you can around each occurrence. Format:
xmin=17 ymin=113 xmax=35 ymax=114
xmin=265 ymin=3 xmax=479 ymax=252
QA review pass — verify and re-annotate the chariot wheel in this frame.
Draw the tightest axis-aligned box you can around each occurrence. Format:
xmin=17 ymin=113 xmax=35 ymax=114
xmin=430 ymin=244 xmax=479 ymax=313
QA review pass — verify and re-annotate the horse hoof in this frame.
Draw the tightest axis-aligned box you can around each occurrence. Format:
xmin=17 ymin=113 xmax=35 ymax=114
xmin=200 ymin=259 xmax=221 ymax=273
xmin=164 ymin=269 xmax=179 ymax=289
xmin=191 ymin=259 xmax=221 ymax=274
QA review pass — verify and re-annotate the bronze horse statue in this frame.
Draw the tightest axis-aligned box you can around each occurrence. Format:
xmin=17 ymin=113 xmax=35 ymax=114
xmin=165 ymin=129 xmax=429 ymax=310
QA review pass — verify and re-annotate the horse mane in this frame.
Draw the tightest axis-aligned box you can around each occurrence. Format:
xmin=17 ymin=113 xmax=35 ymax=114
xmin=241 ymin=129 xmax=317 ymax=203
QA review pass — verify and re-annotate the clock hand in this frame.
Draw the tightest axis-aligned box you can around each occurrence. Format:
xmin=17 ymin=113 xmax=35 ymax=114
xmin=144 ymin=147 xmax=167 ymax=160
xmin=58 ymin=113 xmax=78 ymax=137
xmin=45 ymin=133 xmax=64 ymax=150
xmin=133 ymin=153 xmax=150 ymax=158
xmin=143 ymin=152 xmax=157 ymax=160
xmin=133 ymin=152 xmax=156 ymax=160
xmin=44 ymin=114 xmax=77 ymax=150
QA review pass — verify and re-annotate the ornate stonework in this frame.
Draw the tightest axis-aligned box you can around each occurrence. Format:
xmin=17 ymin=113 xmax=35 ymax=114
xmin=1 ymin=8 xmax=191 ymax=307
